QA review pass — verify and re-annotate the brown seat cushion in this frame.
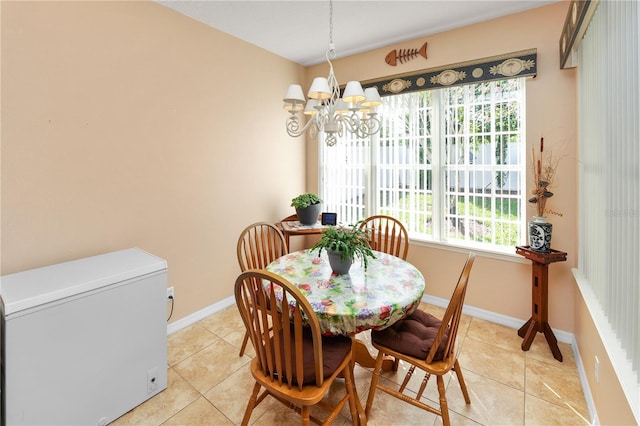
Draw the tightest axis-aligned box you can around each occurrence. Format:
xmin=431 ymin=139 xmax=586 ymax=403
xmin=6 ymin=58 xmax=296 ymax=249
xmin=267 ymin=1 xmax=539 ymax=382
xmin=371 ymin=309 xmax=448 ymax=361
xmin=270 ymin=327 xmax=352 ymax=385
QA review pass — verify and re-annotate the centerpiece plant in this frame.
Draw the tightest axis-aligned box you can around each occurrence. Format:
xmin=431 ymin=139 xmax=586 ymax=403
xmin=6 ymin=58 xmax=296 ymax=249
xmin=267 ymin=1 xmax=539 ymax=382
xmin=312 ymin=222 xmax=376 ymax=274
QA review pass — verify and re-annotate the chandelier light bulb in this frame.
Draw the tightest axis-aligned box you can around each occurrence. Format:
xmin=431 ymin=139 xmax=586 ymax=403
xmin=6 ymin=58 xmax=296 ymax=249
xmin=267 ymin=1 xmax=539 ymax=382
xmin=304 ymin=99 xmax=321 ymax=116
xmin=283 ymin=84 xmax=305 ymax=104
xmin=361 ymin=87 xmax=382 ymax=107
xmin=308 ymin=77 xmax=332 ymax=100
xmin=342 ymin=81 xmax=366 ymax=104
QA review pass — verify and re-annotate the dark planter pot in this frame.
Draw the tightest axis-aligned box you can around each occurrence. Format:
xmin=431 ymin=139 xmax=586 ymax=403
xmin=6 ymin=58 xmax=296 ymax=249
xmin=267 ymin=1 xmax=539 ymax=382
xmin=528 ymin=216 xmax=553 ymax=252
xmin=327 ymin=250 xmax=353 ymax=275
xmin=295 ymin=203 xmax=322 ymax=225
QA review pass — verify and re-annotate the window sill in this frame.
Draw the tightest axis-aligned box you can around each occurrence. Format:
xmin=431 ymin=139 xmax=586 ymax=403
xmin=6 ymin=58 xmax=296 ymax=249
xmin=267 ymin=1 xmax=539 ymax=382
xmin=409 ymin=238 xmax=528 ymax=264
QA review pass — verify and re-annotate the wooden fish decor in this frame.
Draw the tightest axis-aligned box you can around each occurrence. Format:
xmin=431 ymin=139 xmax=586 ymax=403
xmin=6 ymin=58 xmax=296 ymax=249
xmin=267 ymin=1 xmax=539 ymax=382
xmin=385 ymin=41 xmax=428 ymax=66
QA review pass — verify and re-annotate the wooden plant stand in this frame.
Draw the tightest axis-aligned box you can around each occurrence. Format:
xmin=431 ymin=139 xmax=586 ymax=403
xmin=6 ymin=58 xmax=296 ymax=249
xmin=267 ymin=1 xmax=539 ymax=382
xmin=515 ymin=245 xmax=567 ymax=362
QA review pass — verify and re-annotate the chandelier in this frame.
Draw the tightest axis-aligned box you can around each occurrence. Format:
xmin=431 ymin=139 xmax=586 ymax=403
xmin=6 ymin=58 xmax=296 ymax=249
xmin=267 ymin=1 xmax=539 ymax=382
xmin=282 ymin=1 xmax=382 ymax=146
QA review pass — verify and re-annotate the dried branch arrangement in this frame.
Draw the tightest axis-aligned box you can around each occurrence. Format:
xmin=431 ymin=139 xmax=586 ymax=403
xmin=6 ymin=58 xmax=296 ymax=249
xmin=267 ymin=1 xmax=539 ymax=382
xmin=529 ymin=137 xmax=562 ymax=218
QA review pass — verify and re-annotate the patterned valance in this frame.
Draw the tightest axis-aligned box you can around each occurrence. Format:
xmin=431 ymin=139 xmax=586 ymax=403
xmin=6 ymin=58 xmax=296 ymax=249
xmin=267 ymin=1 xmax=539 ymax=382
xmin=359 ymin=49 xmax=537 ymax=96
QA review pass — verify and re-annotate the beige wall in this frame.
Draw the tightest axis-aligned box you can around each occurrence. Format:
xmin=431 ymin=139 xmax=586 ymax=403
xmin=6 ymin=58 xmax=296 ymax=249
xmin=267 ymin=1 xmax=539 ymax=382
xmin=307 ymin=1 xmax=578 ymax=331
xmin=2 ymin=1 xmax=634 ymax=422
xmin=0 ymin=0 xmax=307 ymax=321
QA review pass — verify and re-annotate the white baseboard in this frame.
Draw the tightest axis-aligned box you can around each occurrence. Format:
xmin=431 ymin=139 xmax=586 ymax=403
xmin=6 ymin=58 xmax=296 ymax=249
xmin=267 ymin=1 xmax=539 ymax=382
xmin=166 ymin=296 xmax=235 ymax=335
xmin=421 ymin=294 xmax=574 ymax=343
xmin=166 ymin=294 xmax=596 ymax=425
xmin=570 ymin=336 xmax=598 ymax=425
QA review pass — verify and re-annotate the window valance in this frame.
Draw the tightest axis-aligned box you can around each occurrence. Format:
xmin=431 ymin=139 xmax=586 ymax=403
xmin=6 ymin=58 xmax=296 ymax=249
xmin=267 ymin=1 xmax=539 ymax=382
xmin=559 ymin=0 xmax=595 ymax=69
xmin=360 ymin=48 xmax=537 ymax=96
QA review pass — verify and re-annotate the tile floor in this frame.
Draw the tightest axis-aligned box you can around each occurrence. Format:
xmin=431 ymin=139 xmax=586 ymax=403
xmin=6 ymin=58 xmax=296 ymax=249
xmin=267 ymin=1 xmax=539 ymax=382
xmin=112 ymin=303 xmax=591 ymax=425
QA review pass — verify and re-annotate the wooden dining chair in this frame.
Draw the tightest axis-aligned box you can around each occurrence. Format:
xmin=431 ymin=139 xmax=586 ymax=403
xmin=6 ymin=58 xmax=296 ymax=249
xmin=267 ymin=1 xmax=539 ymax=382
xmin=235 ymin=269 xmax=359 ymax=426
xmin=359 ymin=215 xmax=410 ymax=369
xmin=236 ymin=222 xmax=289 ymax=356
xmin=365 ymin=253 xmax=476 ymax=426
xmin=358 ymin=215 xmax=409 ymax=260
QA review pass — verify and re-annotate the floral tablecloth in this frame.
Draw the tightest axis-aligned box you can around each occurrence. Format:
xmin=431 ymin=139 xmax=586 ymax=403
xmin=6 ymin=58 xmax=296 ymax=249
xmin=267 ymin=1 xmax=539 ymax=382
xmin=265 ymin=249 xmax=425 ymax=336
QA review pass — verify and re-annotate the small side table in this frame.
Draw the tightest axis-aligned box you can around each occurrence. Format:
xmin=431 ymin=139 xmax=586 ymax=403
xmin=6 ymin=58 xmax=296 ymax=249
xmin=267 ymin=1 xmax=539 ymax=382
xmin=279 ymin=220 xmax=328 ymax=248
xmin=515 ymin=245 xmax=567 ymax=362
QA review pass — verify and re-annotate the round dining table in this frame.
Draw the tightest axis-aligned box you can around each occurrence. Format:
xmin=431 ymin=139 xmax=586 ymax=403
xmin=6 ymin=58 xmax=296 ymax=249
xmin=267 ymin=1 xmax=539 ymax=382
xmin=265 ymin=248 xmax=425 ymax=425
xmin=265 ymin=248 xmax=425 ymax=336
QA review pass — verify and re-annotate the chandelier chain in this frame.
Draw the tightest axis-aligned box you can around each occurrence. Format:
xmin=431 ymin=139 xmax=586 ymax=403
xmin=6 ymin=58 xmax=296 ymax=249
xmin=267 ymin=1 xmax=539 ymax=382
xmin=282 ymin=0 xmax=382 ymax=146
xmin=327 ymin=0 xmax=336 ymax=60
xmin=329 ymin=0 xmax=333 ymax=46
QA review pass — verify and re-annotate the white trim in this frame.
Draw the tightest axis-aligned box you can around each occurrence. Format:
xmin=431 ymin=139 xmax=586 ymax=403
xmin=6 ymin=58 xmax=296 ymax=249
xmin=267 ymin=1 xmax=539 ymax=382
xmin=571 ymin=335 xmax=599 ymax=426
xmin=166 ymin=296 xmax=235 ymax=335
xmin=421 ymin=294 xmax=573 ymax=344
xmin=411 ymin=239 xmax=529 ymax=264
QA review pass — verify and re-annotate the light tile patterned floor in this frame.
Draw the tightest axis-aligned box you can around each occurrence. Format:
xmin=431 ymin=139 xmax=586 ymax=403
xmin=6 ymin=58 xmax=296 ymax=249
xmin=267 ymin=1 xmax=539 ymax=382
xmin=112 ymin=303 xmax=590 ymax=425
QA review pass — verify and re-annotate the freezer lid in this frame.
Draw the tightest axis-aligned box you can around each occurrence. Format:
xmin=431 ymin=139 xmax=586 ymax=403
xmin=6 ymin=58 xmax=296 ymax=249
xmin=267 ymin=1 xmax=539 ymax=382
xmin=0 ymin=248 xmax=167 ymax=316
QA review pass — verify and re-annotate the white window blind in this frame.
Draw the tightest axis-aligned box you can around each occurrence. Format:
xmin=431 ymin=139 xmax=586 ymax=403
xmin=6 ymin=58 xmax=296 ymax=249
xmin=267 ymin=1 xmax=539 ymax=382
xmin=574 ymin=0 xmax=639 ymax=419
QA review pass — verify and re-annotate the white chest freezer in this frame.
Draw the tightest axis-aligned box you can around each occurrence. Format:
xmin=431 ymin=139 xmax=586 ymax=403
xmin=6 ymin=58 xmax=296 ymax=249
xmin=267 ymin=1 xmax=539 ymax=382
xmin=0 ymin=248 xmax=168 ymax=425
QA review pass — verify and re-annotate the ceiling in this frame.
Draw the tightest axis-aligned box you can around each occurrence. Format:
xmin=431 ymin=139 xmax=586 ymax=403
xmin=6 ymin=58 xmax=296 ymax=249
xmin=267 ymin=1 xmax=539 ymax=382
xmin=157 ymin=0 xmax=558 ymax=66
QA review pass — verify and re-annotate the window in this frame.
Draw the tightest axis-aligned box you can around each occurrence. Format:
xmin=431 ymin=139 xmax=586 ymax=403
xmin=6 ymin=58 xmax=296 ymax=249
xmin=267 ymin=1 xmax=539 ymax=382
xmin=320 ymin=78 xmax=526 ymax=254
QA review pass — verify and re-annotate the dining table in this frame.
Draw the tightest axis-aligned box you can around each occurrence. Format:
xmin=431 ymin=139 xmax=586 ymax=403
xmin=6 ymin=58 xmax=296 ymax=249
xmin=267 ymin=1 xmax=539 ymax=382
xmin=265 ymin=248 xmax=425 ymax=369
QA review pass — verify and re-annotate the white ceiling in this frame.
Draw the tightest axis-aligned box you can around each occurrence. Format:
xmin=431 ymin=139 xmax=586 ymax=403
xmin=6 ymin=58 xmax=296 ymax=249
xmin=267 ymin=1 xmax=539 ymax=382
xmin=157 ymin=0 xmax=558 ymax=66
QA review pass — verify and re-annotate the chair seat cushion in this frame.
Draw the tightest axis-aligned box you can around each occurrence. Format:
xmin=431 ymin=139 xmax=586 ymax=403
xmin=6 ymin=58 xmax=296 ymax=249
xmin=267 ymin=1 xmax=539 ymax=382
xmin=371 ymin=309 xmax=448 ymax=360
xmin=273 ymin=328 xmax=352 ymax=385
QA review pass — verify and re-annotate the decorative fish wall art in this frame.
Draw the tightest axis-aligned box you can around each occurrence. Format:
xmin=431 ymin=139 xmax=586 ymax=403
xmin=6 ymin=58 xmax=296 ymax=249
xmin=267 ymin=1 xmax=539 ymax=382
xmin=385 ymin=41 xmax=428 ymax=66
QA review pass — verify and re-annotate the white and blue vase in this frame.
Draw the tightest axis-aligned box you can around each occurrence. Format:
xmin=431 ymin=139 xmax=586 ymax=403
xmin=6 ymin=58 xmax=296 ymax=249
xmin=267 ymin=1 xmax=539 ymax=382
xmin=528 ymin=216 xmax=553 ymax=252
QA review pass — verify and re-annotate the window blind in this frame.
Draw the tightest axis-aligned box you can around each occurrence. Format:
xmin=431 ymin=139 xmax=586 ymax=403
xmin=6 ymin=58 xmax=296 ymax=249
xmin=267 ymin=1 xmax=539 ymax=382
xmin=574 ymin=0 xmax=639 ymax=419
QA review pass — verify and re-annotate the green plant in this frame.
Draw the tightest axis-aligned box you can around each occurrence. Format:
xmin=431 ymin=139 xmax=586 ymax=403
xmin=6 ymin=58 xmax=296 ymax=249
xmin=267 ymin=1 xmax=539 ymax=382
xmin=290 ymin=193 xmax=322 ymax=209
xmin=312 ymin=222 xmax=376 ymax=269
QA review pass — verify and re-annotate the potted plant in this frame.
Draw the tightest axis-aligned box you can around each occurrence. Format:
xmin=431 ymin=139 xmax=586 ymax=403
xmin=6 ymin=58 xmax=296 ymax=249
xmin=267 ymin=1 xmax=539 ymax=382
xmin=290 ymin=193 xmax=323 ymax=225
xmin=312 ymin=222 xmax=376 ymax=274
xmin=528 ymin=137 xmax=562 ymax=252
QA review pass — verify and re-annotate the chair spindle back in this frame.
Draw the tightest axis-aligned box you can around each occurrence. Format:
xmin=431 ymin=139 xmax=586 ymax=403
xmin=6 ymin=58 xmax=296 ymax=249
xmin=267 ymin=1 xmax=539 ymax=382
xmin=235 ymin=269 xmax=324 ymax=391
xmin=359 ymin=215 xmax=409 ymax=260
xmin=425 ymin=253 xmax=475 ymax=364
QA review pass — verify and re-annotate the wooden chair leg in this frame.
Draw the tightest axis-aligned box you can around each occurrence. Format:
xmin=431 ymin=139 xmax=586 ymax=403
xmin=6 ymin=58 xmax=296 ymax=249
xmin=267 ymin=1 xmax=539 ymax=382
xmin=238 ymin=330 xmax=249 ymax=356
xmin=365 ymin=350 xmax=386 ymax=418
xmin=301 ymin=406 xmax=310 ymax=426
xmin=436 ymin=375 xmax=450 ymax=426
xmin=241 ymin=382 xmax=261 ymax=426
xmin=343 ymin=361 xmax=359 ymax=425
xmin=453 ymin=359 xmax=471 ymax=404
